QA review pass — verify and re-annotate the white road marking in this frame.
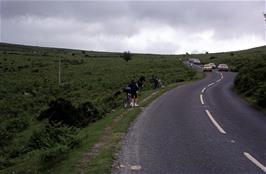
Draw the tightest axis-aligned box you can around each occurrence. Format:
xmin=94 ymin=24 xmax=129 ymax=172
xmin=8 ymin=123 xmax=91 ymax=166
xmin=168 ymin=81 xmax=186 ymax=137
xmin=205 ymin=110 xmax=226 ymax=134
xmin=130 ymin=165 xmax=142 ymax=171
xmin=119 ymin=164 xmax=126 ymax=168
xmin=201 ymin=87 xmax=206 ymax=93
xmin=216 ymin=79 xmax=221 ymax=83
xmin=207 ymin=83 xmax=214 ymax=87
xmin=243 ymin=152 xmax=266 ymax=173
xmin=200 ymin=94 xmax=204 ymax=105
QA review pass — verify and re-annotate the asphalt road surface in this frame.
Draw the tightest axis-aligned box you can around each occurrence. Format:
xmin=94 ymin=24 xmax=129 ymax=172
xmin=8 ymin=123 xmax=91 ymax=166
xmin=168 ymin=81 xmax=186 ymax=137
xmin=112 ymin=69 xmax=266 ymax=174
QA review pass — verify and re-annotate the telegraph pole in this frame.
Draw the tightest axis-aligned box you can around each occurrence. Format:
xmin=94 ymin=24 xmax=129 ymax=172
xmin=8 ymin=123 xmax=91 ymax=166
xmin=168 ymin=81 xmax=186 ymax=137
xmin=264 ymin=0 xmax=266 ymax=42
xmin=264 ymin=12 xmax=266 ymax=42
xmin=58 ymin=56 xmax=61 ymax=86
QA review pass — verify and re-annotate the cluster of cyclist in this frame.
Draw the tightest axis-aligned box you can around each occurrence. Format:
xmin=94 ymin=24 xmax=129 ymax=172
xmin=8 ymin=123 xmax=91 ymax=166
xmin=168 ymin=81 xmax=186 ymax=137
xmin=123 ymin=75 xmax=162 ymax=108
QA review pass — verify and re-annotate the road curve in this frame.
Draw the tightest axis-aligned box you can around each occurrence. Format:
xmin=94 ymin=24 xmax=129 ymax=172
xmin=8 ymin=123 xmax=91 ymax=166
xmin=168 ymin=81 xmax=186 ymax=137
xmin=112 ymin=70 xmax=266 ymax=174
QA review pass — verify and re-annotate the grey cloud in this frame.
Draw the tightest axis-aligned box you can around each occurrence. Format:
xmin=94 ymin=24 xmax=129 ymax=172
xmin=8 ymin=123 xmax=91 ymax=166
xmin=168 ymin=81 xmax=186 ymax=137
xmin=1 ymin=1 xmax=265 ymax=53
xmin=129 ymin=1 xmax=264 ymax=38
xmin=2 ymin=1 xmax=132 ymax=21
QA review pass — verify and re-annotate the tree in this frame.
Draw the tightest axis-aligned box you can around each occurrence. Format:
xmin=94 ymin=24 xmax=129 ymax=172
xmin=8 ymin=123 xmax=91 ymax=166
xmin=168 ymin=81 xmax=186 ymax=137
xmin=121 ymin=51 xmax=132 ymax=62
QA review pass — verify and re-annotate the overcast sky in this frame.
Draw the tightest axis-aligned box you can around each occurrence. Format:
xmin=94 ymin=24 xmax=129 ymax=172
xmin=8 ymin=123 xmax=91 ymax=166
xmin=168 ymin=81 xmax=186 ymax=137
xmin=1 ymin=0 xmax=265 ymax=54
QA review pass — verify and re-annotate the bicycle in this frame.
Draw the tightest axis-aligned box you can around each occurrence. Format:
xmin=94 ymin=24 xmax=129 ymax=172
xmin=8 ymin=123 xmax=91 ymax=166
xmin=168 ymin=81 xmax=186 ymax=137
xmin=123 ymin=92 xmax=132 ymax=108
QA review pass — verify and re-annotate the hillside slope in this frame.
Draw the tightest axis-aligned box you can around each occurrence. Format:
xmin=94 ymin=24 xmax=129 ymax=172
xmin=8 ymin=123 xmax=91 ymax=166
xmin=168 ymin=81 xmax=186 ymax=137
xmin=0 ymin=42 xmax=198 ymax=173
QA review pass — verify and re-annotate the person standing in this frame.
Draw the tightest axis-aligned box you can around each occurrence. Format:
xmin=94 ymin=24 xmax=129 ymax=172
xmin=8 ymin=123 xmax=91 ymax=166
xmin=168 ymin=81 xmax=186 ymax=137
xmin=128 ymin=80 xmax=139 ymax=107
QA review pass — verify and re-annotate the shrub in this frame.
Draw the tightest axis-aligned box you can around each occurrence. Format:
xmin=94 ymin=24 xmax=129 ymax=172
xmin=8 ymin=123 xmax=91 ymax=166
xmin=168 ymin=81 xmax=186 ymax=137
xmin=0 ymin=155 xmax=12 ymax=170
xmin=78 ymin=101 xmax=102 ymax=125
xmin=121 ymin=51 xmax=132 ymax=62
xmin=26 ymin=123 xmax=80 ymax=151
xmin=38 ymin=98 xmax=79 ymax=126
xmin=0 ymin=127 xmax=13 ymax=147
xmin=5 ymin=117 xmax=29 ymax=133
xmin=234 ymin=56 xmax=266 ymax=108
xmin=38 ymin=98 xmax=101 ymax=127
xmin=255 ymin=82 xmax=266 ymax=107
xmin=39 ymin=144 xmax=68 ymax=162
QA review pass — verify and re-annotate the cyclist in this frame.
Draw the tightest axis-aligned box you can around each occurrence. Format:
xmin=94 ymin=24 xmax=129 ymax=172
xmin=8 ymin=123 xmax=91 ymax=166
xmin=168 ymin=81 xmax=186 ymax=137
xmin=137 ymin=76 xmax=146 ymax=90
xmin=128 ymin=80 xmax=139 ymax=107
xmin=123 ymin=86 xmax=131 ymax=108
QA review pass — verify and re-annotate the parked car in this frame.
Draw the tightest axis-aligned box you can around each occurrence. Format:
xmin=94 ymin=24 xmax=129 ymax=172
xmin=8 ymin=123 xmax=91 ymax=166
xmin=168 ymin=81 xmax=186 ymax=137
xmin=193 ymin=59 xmax=201 ymax=65
xmin=217 ymin=64 xmax=229 ymax=71
xmin=188 ymin=58 xmax=201 ymax=65
xmin=188 ymin=58 xmax=196 ymax=63
xmin=203 ymin=64 xmax=213 ymax=72
xmin=209 ymin=63 xmax=216 ymax=69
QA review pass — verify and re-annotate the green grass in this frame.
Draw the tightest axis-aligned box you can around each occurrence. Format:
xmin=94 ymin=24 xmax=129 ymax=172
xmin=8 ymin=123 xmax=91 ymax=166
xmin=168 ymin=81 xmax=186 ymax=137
xmin=0 ymin=42 xmax=199 ymax=173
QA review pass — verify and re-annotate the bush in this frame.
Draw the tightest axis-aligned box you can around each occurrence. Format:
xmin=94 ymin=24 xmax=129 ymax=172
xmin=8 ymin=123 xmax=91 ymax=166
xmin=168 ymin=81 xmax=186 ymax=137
xmin=26 ymin=123 xmax=80 ymax=152
xmin=121 ymin=51 xmax=132 ymax=62
xmin=0 ymin=127 xmax=13 ymax=147
xmin=234 ymin=56 xmax=266 ymax=108
xmin=39 ymin=144 xmax=68 ymax=162
xmin=5 ymin=117 xmax=29 ymax=133
xmin=0 ymin=155 xmax=12 ymax=170
xmin=78 ymin=101 xmax=102 ymax=125
xmin=38 ymin=98 xmax=101 ymax=127
xmin=255 ymin=82 xmax=266 ymax=107
xmin=38 ymin=98 xmax=78 ymax=126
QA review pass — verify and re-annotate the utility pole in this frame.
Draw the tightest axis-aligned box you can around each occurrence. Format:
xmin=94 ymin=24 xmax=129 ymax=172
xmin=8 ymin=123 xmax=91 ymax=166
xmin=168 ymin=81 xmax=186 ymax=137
xmin=58 ymin=56 xmax=61 ymax=86
xmin=264 ymin=12 xmax=266 ymax=42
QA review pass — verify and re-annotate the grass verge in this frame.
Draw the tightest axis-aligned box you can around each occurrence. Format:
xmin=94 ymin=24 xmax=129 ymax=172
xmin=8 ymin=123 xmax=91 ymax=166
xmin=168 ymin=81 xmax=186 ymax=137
xmin=232 ymin=87 xmax=266 ymax=115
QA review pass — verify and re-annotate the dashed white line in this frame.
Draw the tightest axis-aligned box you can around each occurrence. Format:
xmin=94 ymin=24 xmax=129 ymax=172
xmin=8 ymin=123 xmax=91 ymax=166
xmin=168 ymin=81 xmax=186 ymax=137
xmin=201 ymin=87 xmax=206 ymax=93
xmin=208 ymin=83 xmax=214 ymax=87
xmin=205 ymin=110 xmax=226 ymax=134
xmin=200 ymin=94 xmax=204 ymax=105
xmin=243 ymin=152 xmax=266 ymax=173
xmin=130 ymin=165 xmax=142 ymax=171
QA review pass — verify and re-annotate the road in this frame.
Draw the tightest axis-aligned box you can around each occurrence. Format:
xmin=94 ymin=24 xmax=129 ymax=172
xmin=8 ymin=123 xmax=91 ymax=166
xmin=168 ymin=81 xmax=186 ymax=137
xmin=112 ymin=69 xmax=266 ymax=174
